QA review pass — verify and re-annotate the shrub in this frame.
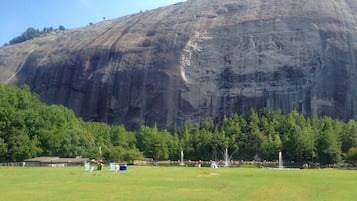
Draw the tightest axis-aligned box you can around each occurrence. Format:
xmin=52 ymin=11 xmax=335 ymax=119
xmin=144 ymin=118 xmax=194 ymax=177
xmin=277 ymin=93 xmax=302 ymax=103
xmin=345 ymin=147 xmax=357 ymax=165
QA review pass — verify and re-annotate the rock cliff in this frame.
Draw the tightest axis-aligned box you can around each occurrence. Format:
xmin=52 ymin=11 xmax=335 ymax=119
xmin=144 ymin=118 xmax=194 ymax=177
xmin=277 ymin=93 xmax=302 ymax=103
xmin=1 ymin=0 xmax=357 ymax=129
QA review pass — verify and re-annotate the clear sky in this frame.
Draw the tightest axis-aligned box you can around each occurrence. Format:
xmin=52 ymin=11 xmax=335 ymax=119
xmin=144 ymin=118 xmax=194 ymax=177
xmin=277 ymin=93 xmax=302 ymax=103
xmin=0 ymin=0 xmax=185 ymax=46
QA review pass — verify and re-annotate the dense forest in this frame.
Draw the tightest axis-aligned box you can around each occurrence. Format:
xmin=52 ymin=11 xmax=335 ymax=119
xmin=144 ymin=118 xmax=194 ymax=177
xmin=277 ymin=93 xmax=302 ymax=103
xmin=1 ymin=84 xmax=357 ymax=166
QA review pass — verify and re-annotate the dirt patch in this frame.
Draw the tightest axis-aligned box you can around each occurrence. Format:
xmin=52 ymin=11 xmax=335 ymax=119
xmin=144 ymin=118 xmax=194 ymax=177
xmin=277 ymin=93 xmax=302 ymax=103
xmin=196 ymin=172 xmax=221 ymax=177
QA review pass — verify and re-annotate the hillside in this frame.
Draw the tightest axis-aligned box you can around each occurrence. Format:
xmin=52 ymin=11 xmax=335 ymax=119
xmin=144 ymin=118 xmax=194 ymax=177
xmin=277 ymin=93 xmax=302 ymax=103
xmin=1 ymin=0 xmax=357 ymax=129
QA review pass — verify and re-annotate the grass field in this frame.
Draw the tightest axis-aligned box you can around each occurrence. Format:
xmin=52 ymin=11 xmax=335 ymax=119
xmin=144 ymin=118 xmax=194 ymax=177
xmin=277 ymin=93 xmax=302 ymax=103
xmin=0 ymin=166 xmax=356 ymax=201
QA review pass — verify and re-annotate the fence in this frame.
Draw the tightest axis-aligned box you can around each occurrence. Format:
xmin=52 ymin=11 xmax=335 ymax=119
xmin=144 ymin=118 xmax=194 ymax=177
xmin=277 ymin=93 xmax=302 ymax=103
xmin=133 ymin=160 xmax=280 ymax=167
xmin=0 ymin=162 xmax=24 ymax=166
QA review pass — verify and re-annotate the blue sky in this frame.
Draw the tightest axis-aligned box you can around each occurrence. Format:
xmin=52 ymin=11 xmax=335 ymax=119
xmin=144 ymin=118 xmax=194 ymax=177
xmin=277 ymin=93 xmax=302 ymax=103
xmin=0 ymin=0 xmax=185 ymax=46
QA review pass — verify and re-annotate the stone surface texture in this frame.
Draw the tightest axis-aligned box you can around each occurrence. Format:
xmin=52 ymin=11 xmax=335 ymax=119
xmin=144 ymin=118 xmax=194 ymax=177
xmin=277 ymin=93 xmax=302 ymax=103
xmin=1 ymin=0 xmax=357 ymax=129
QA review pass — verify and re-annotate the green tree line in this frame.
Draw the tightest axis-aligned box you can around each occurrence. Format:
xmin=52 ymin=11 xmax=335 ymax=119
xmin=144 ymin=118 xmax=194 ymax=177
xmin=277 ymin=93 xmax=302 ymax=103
xmin=1 ymin=84 xmax=357 ymax=165
xmin=5 ymin=26 xmax=66 ymax=46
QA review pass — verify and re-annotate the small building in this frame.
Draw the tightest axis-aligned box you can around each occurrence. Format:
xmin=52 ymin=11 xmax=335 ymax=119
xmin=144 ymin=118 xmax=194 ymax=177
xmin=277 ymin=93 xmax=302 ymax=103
xmin=24 ymin=156 xmax=88 ymax=167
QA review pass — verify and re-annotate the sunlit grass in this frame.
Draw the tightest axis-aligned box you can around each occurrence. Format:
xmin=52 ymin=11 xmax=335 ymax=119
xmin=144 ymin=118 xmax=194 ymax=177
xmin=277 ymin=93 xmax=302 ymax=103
xmin=0 ymin=166 xmax=356 ymax=201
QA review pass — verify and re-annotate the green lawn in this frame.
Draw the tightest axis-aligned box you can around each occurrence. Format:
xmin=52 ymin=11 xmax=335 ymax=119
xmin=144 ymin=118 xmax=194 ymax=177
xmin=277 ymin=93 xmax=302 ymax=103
xmin=0 ymin=166 xmax=356 ymax=201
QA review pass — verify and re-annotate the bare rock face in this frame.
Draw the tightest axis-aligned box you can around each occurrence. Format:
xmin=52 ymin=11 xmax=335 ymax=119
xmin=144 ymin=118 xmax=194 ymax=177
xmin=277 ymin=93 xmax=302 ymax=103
xmin=1 ymin=0 xmax=357 ymax=129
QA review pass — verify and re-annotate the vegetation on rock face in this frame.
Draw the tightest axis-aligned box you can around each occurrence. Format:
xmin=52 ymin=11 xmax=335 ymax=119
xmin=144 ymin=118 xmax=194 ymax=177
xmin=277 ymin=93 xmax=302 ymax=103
xmin=4 ymin=26 xmax=66 ymax=46
xmin=1 ymin=84 xmax=357 ymax=165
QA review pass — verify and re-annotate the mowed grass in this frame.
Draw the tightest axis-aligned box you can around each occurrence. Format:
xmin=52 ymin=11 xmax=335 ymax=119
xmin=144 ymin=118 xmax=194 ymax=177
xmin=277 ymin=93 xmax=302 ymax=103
xmin=0 ymin=166 xmax=356 ymax=201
